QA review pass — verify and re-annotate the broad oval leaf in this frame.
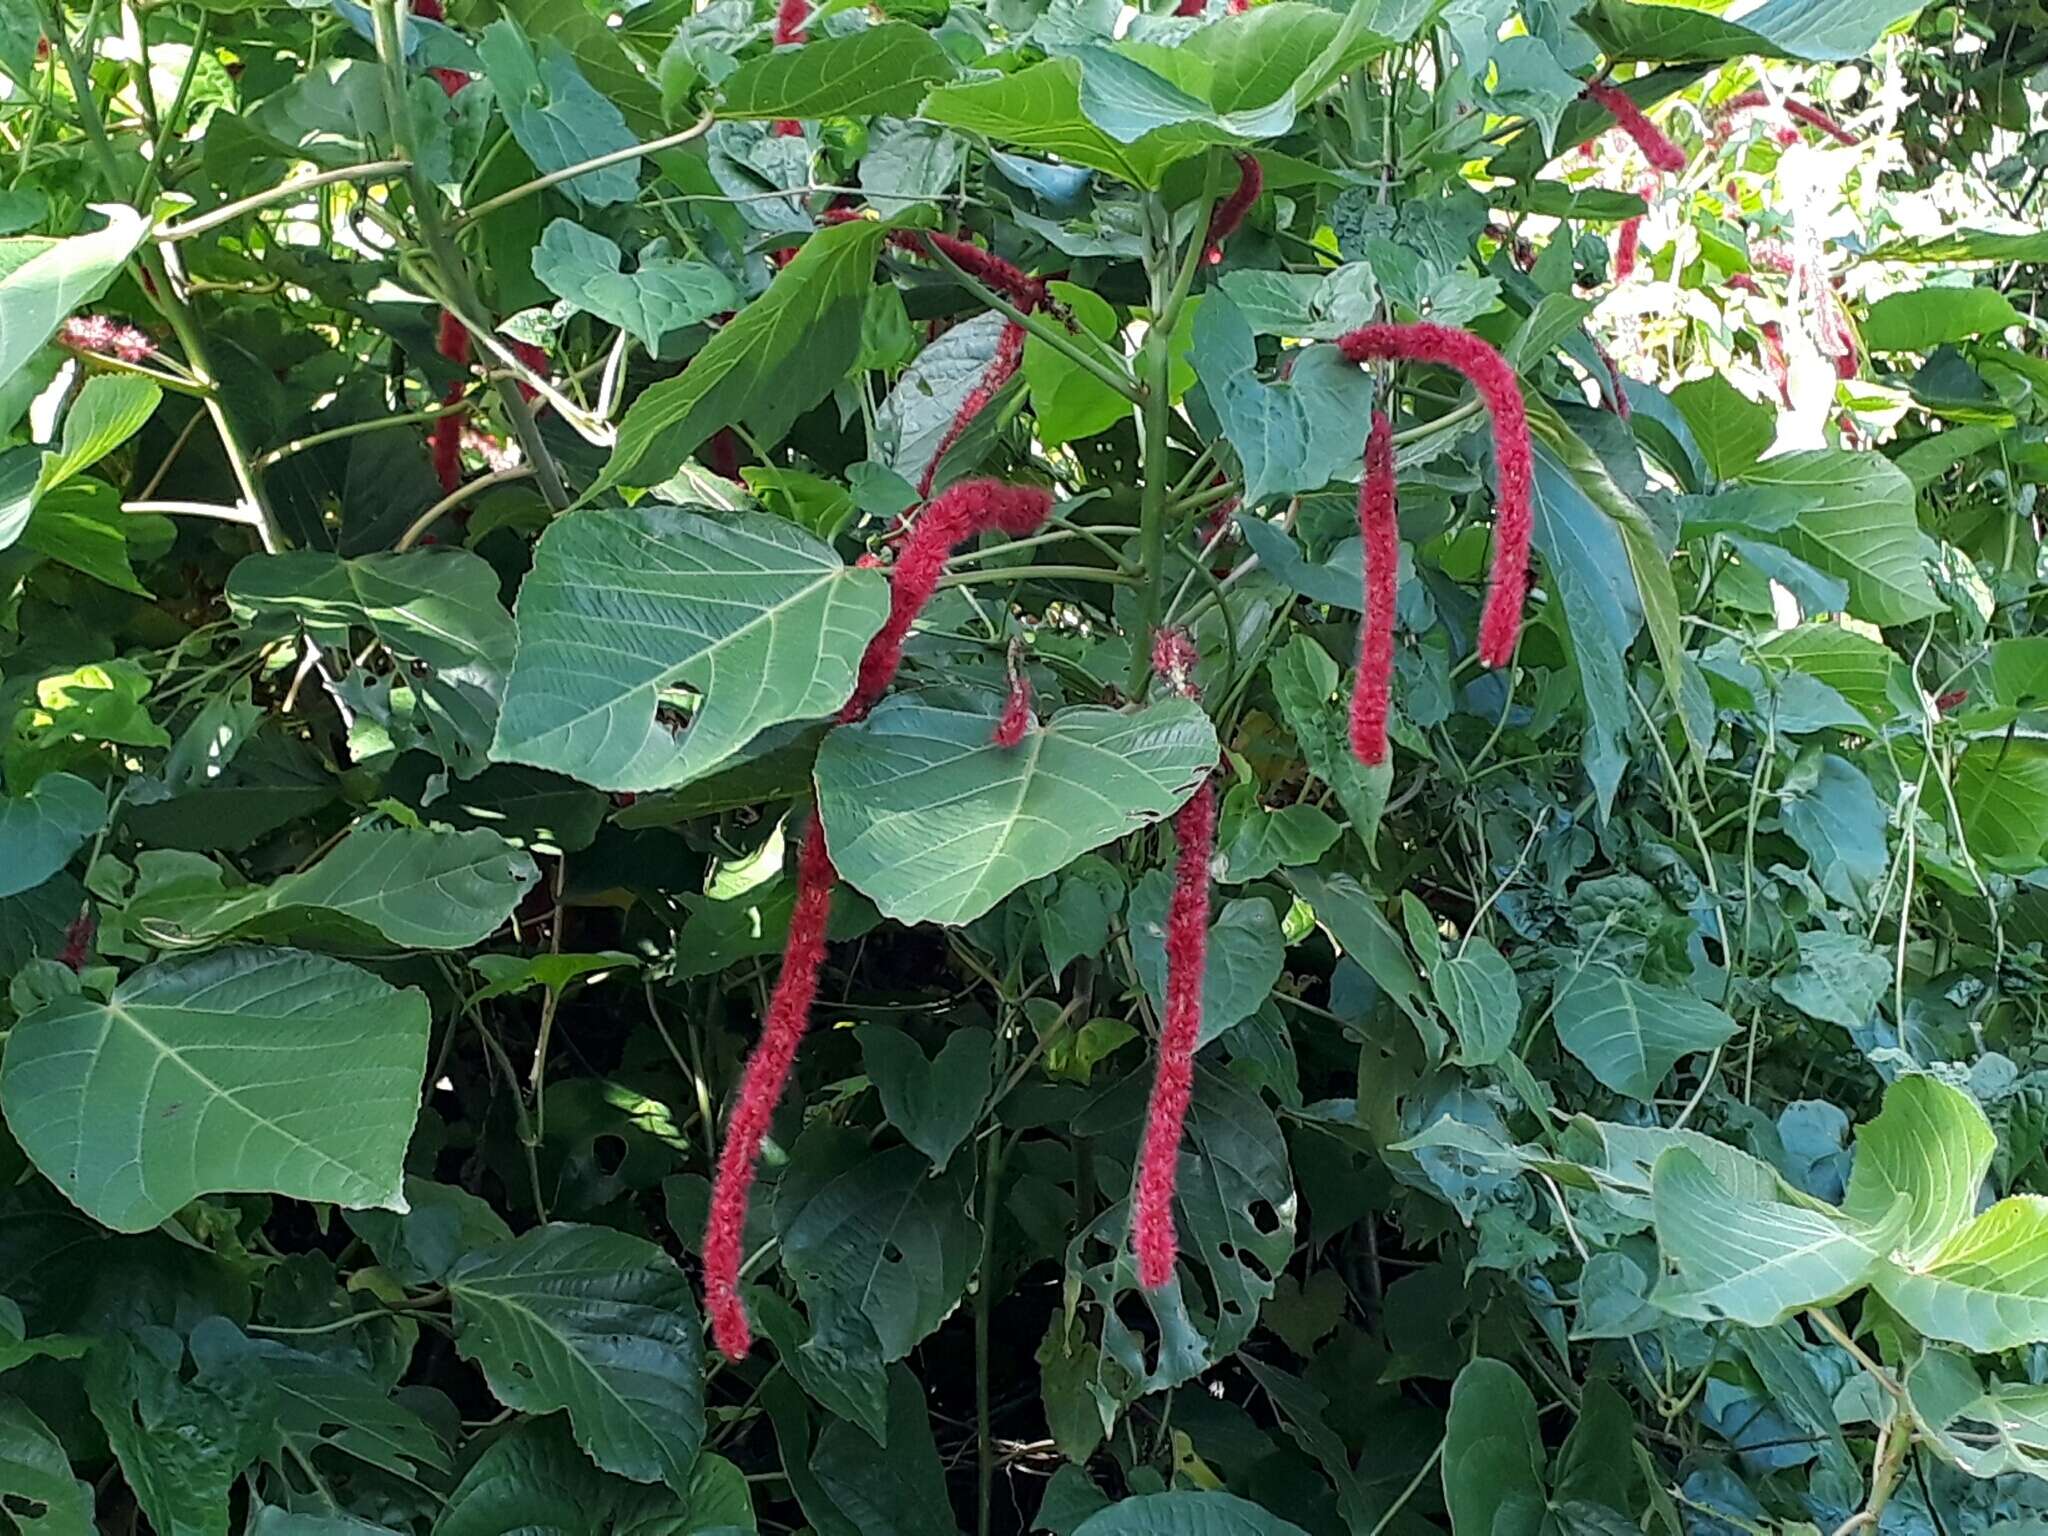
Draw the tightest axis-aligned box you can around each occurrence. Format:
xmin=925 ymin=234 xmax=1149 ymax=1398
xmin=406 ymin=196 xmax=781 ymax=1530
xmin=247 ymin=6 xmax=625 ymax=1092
xmin=1070 ymin=1490 xmax=1313 ymax=1535
xmin=1735 ymin=449 xmax=1938 ymax=626
xmin=1432 ymin=937 xmax=1520 ymax=1067
xmin=448 ymin=1222 xmax=704 ymax=1493
xmin=0 ymin=947 xmax=429 ymax=1231
xmin=1843 ymin=1074 xmax=1996 ymax=1262
xmin=1552 ymin=966 xmax=1738 ymax=1100
xmin=1874 ymin=1196 xmax=2048 ymax=1352
xmin=492 ymin=507 xmax=889 ymax=792
xmin=717 ymin=23 xmax=957 ymax=121
xmin=816 ymin=695 xmax=1219 ymax=926
xmin=0 ymin=771 xmax=105 ymax=900
xmin=1443 ymin=1358 xmax=1545 ymax=1536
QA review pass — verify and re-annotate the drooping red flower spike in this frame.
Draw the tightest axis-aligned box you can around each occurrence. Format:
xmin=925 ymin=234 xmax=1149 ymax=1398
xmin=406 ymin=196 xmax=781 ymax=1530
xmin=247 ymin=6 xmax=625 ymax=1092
xmin=920 ymin=319 xmax=1027 ymax=499
xmin=58 ymin=314 xmax=156 ymax=363
xmin=1719 ymin=89 xmax=1858 ymax=146
xmin=1174 ymin=0 xmax=1203 ymax=14
xmin=1203 ymin=154 xmax=1263 ymax=266
xmin=1613 ymin=215 xmax=1642 ymax=282
xmin=1581 ymin=81 xmax=1686 ymax=176
xmin=770 ymin=0 xmax=808 ymax=134
xmin=1760 ymin=320 xmax=1792 ymax=406
xmin=1132 ymin=626 xmax=1215 ymax=1289
xmin=430 ymin=309 xmax=471 ymax=494
xmin=993 ymin=653 xmax=1034 ymax=748
xmin=821 ymin=209 xmax=1048 ymax=314
xmin=1336 ymin=321 xmax=1533 ymax=675
xmin=1348 ymin=410 xmax=1398 ymax=766
xmin=702 ymin=477 xmax=1053 ymax=1359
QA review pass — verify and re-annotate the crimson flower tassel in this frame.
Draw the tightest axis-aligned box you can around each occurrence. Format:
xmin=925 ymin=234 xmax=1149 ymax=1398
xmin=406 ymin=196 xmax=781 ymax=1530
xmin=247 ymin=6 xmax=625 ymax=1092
xmin=771 ymin=0 xmax=807 ymax=135
xmin=1613 ymin=215 xmax=1642 ymax=282
xmin=1719 ymin=89 xmax=1857 ymax=146
xmin=1581 ymin=81 xmax=1686 ymax=176
xmin=1131 ymin=629 xmax=1214 ymax=1289
xmin=702 ymin=478 xmax=1053 ymax=1358
xmin=1336 ymin=321 xmax=1532 ymax=675
xmin=1203 ymin=155 xmax=1263 ymax=267
xmin=430 ymin=310 xmax=471 ymax=495
xmin=1348 ymin=410 xmax=1399 ymax=766
xmin=1174 ymin=0 xmax=1203 ymax=14
xmin=919 ymin=319 xmax=1027 ymax=498
xmin=993 ymin=666 xmax=1034 ymax=748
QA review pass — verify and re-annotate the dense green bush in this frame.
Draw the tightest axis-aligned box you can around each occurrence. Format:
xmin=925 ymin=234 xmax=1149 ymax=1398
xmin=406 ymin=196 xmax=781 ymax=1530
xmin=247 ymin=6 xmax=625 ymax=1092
xmin=2 ymin=0 xmax=2045 ymax=1532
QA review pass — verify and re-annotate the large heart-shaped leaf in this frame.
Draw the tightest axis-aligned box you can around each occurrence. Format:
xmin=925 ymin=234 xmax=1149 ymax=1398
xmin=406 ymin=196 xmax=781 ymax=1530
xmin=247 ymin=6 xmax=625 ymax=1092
xmin=1552 ymin=965 xmax=1737 ymax=1100
xmin=855 ymin=1025 xmax=993 ymax=1174
xmin=1734 ymin=450 xmax=1938 ymax=627
xmin=1874 ymin=1196 xmax=2048 ymax=1352
xmin=492 ymin=507 xmax=889 ymax=791
xmin=531 ymin=219 xmax=737 ymax=357
xmin=1071 ymin=1491 xmax=1313 ymax=1536
xmin=133 ymin=824 xmax=539 ymax=952
xmin=1582 ymin=0 xmax=1922 ymax=62
xmin=431 ymin=1417 xmax=749 ymax=1536
xmin=448 ymin=1223 xmax=703 ymax=1494
xmin=1842 ymin=1075 xmax=1995 ymax=1262
xmin=0 ymin=771 xmax=104 ymax=900
xmin=815 ymin=696 xmax=1218 ymax=926
xmin=717 ymin=23 xmax=957 ymax=121
xmin=476 ymin=18 xmax=639 ymax=206
xmin=0 ymin=947 xmax=429 ymax=1231
xmin=1442 ymin=1359 xmax=1545 ymax=1536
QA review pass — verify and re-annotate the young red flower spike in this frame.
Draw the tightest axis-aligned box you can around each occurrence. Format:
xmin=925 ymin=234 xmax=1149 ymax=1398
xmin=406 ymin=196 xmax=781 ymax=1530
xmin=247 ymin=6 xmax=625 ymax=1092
xmin=702 ymin=813 xmax=837 ymax=1361
xmin=1174 ymin=0 xmax=1203 ymax=14
xmin=919 ymin=319 xmax=1027 ymax=499
xmin=907 ymin=230 xmax=1047 ymax=314
xmin=774 ymin=0 xmax=807 ymax=41
xmin=430 ymin=309 xmax=471 ymax=495
xmin=58 ymin=315 xmax=156 ymax=363
xmin=1348 ymin=410 xmax=1398 ymax=766
xmin=702 ymin=477 xmax=1054 ymax=1359
xmin=1204 ymin=154 xmax=1263 ymax=266
xmin=1335 ymin=321 xmax=1532 ymax=673
xmin=1581 ymin=81 xmax=1686 ymax=176
xmin=1721 ymin=89 xmax=1858 ymax=146
xmin=1613 ymin=215 xmax=1642 ymax=282
xmin=993 ymin=668 xmax=1034 ymax=747
xmin=1132 ymin=746 xmax=1215 ymax=1289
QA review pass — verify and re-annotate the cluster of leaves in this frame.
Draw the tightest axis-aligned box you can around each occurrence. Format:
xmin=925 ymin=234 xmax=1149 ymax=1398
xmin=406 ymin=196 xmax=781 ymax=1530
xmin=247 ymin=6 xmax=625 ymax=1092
xmin=1 ymin=0 xmax=2046 ymax=1532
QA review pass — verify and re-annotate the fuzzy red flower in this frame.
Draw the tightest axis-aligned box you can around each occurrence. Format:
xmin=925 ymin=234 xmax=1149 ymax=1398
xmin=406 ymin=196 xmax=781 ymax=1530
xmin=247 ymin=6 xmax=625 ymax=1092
xmin=1203 ymin=154 xmax=1263 ymax=266
xmin=1349 ymin=410 xmax=1399 ymax=766
xmin=774 ymin=0 xmax=807 ymax=42
xmin=993 ymin=669 xmax=1034 ymax=748
xmin=1582 ymin=81 xmax=1686 ymax=176
xmin=1614 ymin=216 xmax=1642 ymax=282
xmin=920 ymin=320 xmax=1026 ymax=499
xmin=702 ymin=479 xmax=1053 ymax=1357
xmin=58 ymin=314 xmax=156 ymax=363
xmin=1336 ymin=321 xmax=1533 ymax=674
xmin=430 ymin=309 xmax=472 ymax=494
xmin=1132 ymin=772 xmax=1215 ymax=1288
xmin=1760 ymin=321 xmax=1792 ymax=406
xmin=508 ymin=337 xmax=550 ymax=411
xmin=1720 ymin=89 xmax=1857 ymax=146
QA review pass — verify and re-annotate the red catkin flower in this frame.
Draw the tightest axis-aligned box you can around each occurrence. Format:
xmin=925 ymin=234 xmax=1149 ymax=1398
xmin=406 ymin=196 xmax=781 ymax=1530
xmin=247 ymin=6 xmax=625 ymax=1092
xmin=1759 ymin=321 xmax=1792 ymax=406
xmin=430 ymin=309 xmax=471 ymax=495
xmin=58 ymin=315 xmax=156 ymax=363
xmin=820 ymin=209 xmax=1047 ymax=314
xmin=1203 ymin=154 xmax=1263 ymax=267
xmin=1131 ymin=630 xmax=1215 ymax=1286
xmin=770 ymin=0 xmax=808 ymax=139
xmin=1174 ymin=0 xmax=1204 ymax=14
xmin=702 ymin=814 xmax=837 ymax=1361
xmin=1936 ymin=689 xmax=1969 ymax=714
xmin=919 ymin=319 xmax=1026 ymax=498
xmin=702 ymin=478 xmax=1053 ymax=1358
xmin=1719 ymin=89 xmax=1858 ymax=146
xmin=1349 ymin=409 xmax=1398 ymax=766
xmin=993 ymin=669 xmax=1034 ymax=748
xmin=56 ymin=910 xmax=95 ymax=973
xmin=1336 ymin=321 xmax=1533 ymax=674
xmin=1752 ymin=241 xmax=1796 ymax=275
xmin=1726 ymin=272 xmax=1762 ymax=295
xmin=508 ymin=338 xmax=550 ymax=410
xmin=1614 ymin=216 xmax=1642 ymax=282
xmin=706 ymin=427 xmax=743 ymax=481
xmin=1582 ymin=81 xmax=1686 ymax=176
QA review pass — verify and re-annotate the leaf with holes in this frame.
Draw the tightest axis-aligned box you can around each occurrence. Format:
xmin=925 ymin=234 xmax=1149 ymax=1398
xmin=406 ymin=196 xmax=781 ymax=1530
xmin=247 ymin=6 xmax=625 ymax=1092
xmin=492 ymin=507 xmax=888 ymax=792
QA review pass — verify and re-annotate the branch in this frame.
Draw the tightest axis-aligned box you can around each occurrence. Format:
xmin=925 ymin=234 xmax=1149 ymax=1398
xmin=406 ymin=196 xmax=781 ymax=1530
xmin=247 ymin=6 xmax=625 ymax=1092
xmin=158 ymin=160 xmax=414 ymax=241
xmin=451 ymin=113 xmax=716 ymax=233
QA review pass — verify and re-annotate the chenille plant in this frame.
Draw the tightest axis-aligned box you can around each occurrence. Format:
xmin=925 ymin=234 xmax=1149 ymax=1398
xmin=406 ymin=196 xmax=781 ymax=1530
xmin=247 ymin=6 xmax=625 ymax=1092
xmin=0 ymin=0 xmax=2043 ymax=1534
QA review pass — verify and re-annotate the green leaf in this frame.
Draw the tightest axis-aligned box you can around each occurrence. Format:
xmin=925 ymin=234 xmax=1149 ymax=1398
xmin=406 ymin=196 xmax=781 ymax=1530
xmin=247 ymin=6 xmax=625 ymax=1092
xmin=476 ymin=18 xmax=640 ymax=206
xmin=531 ymin=218 xmax=737 ymax=355
xmin=448 ymin=1222 xmax=704 ymax=1493
xmin=1130 ymin=874 xmax=1285 ymax=1045
xmin=228 ymin=547 xmax=517 ymax=776
xmin=0 ymin=772 xmax=105 ymax=900
xmin=1432 ymin=938 xmax=1519 ymax=1067
xmin=38 ymin=374 xmax=161 ymax=497
xmin=0 ymin=1396 xmax=95 ymax=1535
xmin=775 ymin=1141 xmax=978 ymax=1365
xmin=816 ymin=696 xmax=1218 ymax=927
xmin=1735 ymin=449 xmax=1937 ymax=626
xmin=1770 ymin=929 xmax=1890 ymax=1031
xmin=1866 ymin=229 xmax=2048 ymax=264
xmin=1286 ymin=867 xmax=1428 ymax=1035
xmin=807 ymin=1366 xmax=958 ymax=1536
xmin=1860 ymin=286 xmax=2024 ymax=353
xmin=718 ymin=23 xmax=957 ymax=120
xmin=1442 ymin=1359 xmax=1544 ymax=1536
xmin=1552 ymin=966 xmax=1738 ymax=1100
xmin=1023 ymin=284 xmax=1135 ymax=448
xmin=432 ymin=1417 xmax=750 ymax=1536
xmin=1842 ymin=1074 xmax=1996 ymax=1261
xmin=923 ymin=60 xmax=1197 ymax=189
xmin=1582 ymin=0 xmax=1922 ymax=62
xmin=1780 ymin=753 xmax=1889 ymax=907
xmin=1193 ymin=300 xmax=1377 ymax=506
xmin=0 ymin=208 xmax=149 ymax=390
xmin=21 ymin=480 xmax=153 ymax=596
xmin=1670 ymin=375 xmax=1774 ymax=482
xmin=0 ymin=947 xmax=428 ymax=1232
xmin=1070 ymin=1491 xmax=1313 ymax=1535
xmin=1651 ymin=1147 xmax=1903 ymax=1325
xmin=856 ymin=1024 xmax=993 ymax=1174
xmin=134 ymin=824 xmax=539 ymax=951
xmin=1954 ymin=737 xmax=2048 ymax=869
xmin=595 ymin=215 xmax=896 ymax=492
xmin=1267 ymin=635 xmax=1389 ymax=849
xmin=1873 ymin=1196 xmax=2048 ymax=1351
xmin=492 ymin=507 xmax=888 ymax=792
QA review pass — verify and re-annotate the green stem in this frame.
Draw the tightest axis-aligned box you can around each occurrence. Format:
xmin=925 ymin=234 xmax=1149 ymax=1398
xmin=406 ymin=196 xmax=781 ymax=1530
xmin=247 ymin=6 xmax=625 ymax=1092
xmin=920 ymin=241 xmax=1140 ymax=406
xmin=367 ymin=0 xmax=570 ymax=510
xmin=941 ymin=564 xmax=1136 ymax=589
xmin=975 ymin=1130 xmax=1011 ymax=1536
xmin=131 ymin=7 xmax=209 ymax=205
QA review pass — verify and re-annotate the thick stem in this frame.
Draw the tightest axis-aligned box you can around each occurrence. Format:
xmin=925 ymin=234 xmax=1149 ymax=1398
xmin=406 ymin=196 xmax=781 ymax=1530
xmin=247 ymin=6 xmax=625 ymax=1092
xmin=367 ymin=0 xmax=570 ymax=510
xmin=975 ymin=1130 xmax=1010 ymax=1536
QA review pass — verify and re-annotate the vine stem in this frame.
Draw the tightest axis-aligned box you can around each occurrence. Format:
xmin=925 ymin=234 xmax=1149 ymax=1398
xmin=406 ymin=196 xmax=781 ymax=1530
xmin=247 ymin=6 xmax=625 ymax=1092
xmin=975 ymin=1129 xmax=1012 ymax=1536
xmin=157 ymin=159 xmax=413 ymax=241
xmin=450 ymin=112 xmax=715 ymax=233
xmin=367 ymin=0 xmax=571 ymax=510
xmin=393 ymin=465 xmax=537 ymax=551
